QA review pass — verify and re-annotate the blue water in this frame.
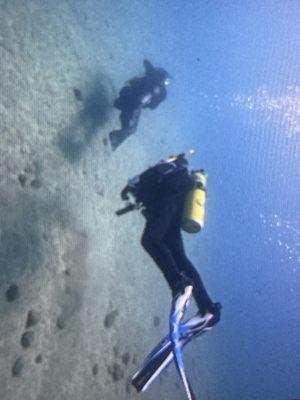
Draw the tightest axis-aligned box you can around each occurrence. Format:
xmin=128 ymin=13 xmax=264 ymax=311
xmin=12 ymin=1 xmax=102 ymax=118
xmin=158 ymin=3 xmax=300 ymax=399
xmin=115 ymin=2 xmax=300 ymax=399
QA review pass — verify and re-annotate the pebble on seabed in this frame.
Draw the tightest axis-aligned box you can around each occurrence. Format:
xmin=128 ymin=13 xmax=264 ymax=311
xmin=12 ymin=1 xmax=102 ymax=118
xmin=6 ymin=284 xmax=20 ymax=302
xmin=12 ymin=357 xmax=24 ymax=377
xmin=122 ymin=352 xmax=130 ymax=365
xmin=30 ymin=179 xmax=42 ymax=189
xmin=56 ymin=315 xmax=66 ymax=330
xmin=21 ymin=331 xmax=35 ymax=349
xmin=104 ymin=310 xmax=119 ymax=328
xmin=26 ymin=310 xmax=41 ymax=328
xmin=35 ymin=354 xmax=43 ymax=364
xmin=18 ymin=174 xmax=27 ymax=187
xmin=107 ymin=363 xmax=124 ymax=381
xmin=73 ymin=88 xmax=83 ymax=101
xmin=92 ymin=364 xmax=99 ymax=376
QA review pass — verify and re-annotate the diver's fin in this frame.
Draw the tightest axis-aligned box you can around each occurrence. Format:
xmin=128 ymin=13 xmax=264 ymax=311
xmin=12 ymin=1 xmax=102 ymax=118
xmin=133 ymin=287 xmax=193 ymax=393
xmin=170 ymin=285 xmax=195 ymax=400
xmin=132 ymin=309 xmax=215 ymax=392
xmin=132 ymin=339 xmax=174 ymax=392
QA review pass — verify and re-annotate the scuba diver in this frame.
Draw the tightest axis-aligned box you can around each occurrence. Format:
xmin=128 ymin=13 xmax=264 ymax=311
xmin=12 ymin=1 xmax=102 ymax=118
xmin=109 ymin=59 xmax=171 ymax=151
xmin=117 ymin=152 xmax=221 ymax=321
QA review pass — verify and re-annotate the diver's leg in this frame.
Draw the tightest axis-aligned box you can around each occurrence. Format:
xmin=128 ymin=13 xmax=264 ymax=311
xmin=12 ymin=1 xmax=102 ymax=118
xmin=164 ymin=221 xmax=215 ymax=315
xmin=109 ymin=107 xmax=142 ymax=151
xmin=122 ymin=106 xmax=141 ymax=133
xmin=141 ymin=205 xmax=183 ymax=291
xmin=109 ymin=129 xmax=128 ymax=150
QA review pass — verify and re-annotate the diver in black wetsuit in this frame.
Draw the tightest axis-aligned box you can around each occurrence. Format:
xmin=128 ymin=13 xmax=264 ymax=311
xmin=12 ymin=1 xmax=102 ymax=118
xmin=109 ymin=60 xmax=170 ymax=151
xmin=119 ymin=153 xmax=221 ymax=320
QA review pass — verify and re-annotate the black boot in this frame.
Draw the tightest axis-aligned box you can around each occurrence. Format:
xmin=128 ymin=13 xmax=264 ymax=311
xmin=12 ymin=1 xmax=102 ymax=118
xmin=109 ymin=129 xmax=131 ymax=151
xmin=207 ymin=302 xmax=222 ymax=325
xmin=171 ymin=276 xmax=194 ymax=298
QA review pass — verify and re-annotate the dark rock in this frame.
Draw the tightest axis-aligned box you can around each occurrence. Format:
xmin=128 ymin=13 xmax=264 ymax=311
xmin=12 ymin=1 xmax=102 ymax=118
xmin=35 ymin=354 xmax=42 ymax=364
xmin=122 ymin=352 xmax=130 ymax=365
xmin=56 ymin=315 xmax=66 ymax=330
xmin=26 ymin=310 xmax=41 ymax=328
xmin=107 ymin=363 xmax=124 ymax=381
xmin=12 ymin=356 xmax=24 ymax=377
xmin=21 ymin=331 xmax=34 ymax=348
xmin=18 ymin=174 xmax=27 ymax=187
xmin=92 ymin=364 xmax=98 ymax=376
xmin=6 ymin=284 xmax=20 ymax=302
xmin=153 ymin=316 xmax=160 ymax=327
xmin=30 ymin=179 xmax=42 ymax=189
xmin=64 ymin=269 xmax=71 ymax=276
xmin=73 ymin=88 xmax=83 ymax=101
xmin=104 ymin=310 xmax=119 ymax=328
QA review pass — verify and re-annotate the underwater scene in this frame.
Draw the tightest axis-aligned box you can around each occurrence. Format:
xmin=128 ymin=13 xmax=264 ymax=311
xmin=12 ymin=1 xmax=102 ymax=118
xmin=0 ymin=1 xmax=299 ymax=400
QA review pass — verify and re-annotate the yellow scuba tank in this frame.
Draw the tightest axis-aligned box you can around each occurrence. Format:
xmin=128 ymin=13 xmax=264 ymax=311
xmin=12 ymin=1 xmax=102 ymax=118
xmin=181 ymin=170 xmax=207 ymax=234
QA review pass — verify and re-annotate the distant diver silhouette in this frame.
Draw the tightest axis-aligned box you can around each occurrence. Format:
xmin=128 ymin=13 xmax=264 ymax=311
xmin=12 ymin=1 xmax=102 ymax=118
xmin=109 ymin=59 xmax=170 ymax=150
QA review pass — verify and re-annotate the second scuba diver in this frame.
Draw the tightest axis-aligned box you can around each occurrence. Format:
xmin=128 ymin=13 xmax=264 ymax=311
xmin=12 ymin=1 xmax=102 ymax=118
xmin=109 ymin=59 xmax=170 ymax=151
xmin=118 ymin=152 xmax=221 ymax=322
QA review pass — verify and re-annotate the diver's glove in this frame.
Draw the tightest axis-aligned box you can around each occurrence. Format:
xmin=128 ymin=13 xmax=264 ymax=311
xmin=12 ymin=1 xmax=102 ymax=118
xmin=120 ymin=176 xmax=140 ymax=201
xmin=121 ymin=186 xmax=130 ymax=201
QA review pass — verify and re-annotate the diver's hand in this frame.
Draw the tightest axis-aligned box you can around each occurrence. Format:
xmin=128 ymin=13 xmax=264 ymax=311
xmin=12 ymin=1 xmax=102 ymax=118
xmin=120 ymin=186 xmax=130 ymax=201
xmin=121 ymin=176 xmax=140 ymax=200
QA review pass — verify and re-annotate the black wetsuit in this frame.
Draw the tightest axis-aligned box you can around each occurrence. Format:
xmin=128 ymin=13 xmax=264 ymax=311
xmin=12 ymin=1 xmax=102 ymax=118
xmin=109 ymin=60 xmax=168 ymax=151
xmin=138 ymin=161 xmax=216 ymax=316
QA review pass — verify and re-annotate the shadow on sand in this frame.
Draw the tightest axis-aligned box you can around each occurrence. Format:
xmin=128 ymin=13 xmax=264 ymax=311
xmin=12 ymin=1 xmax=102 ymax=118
xmin=58 ymin=73 xmax=114 ymax=162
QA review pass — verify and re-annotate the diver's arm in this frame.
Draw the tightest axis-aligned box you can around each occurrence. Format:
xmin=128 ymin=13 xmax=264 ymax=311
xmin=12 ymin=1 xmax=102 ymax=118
xmin=147 ymin=86 xmax=167 ymax=109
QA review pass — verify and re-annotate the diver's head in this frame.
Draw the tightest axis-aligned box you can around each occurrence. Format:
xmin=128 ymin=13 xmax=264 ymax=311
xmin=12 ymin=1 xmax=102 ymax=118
xmin=154 ymin=68 xmax=171 ymax=86
xmin=165 ymin=153 xmax=188 ymax=168
xmin=175 ymin=153 xmax=189 ymax=167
